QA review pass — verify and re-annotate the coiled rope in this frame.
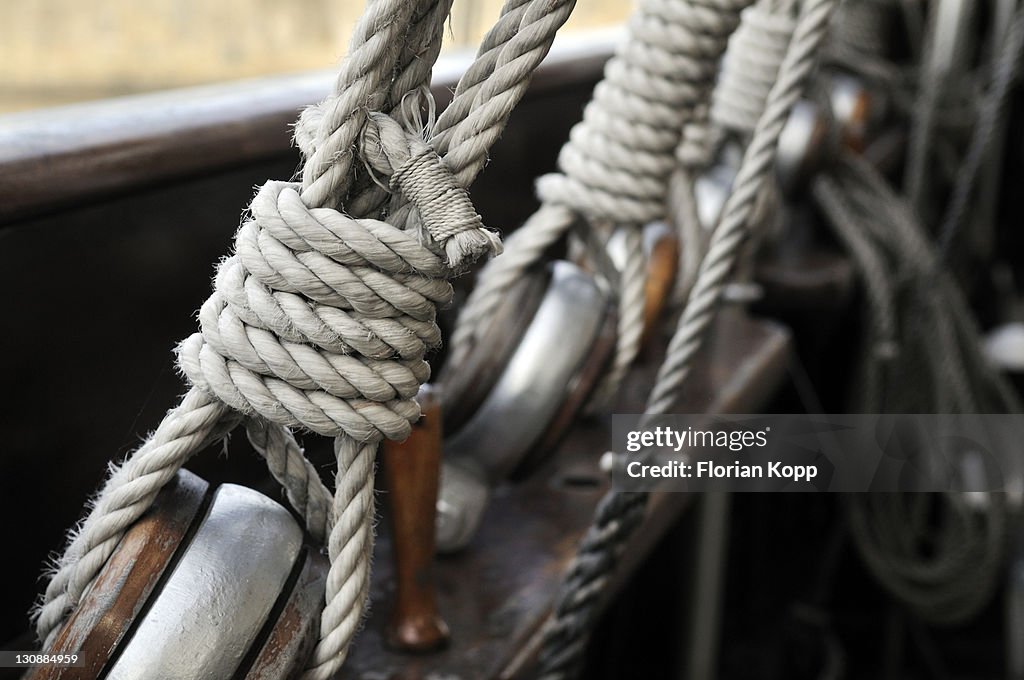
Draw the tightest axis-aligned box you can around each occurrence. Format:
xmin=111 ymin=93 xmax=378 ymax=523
xmin=711 ymin=1 xmax=797 ymax=135
xmin=536 ymin=1 xmax=837 ymax=677
xmin=34 ymin=1 xmax=576 ymax=677
xmin=814 ymin=152 xmax=1020 ymax=625
xmin=808 ymin=0 xmax=1024 ymax=628
xmin=447 ymin=0 xmax=752 ymax=407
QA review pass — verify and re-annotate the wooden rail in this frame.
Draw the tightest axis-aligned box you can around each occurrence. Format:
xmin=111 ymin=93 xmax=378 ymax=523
xmin=0 ymin=30 xmax=618 ymax=226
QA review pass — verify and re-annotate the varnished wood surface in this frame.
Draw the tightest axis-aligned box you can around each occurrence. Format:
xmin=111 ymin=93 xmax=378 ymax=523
xmin=0 ymin=32 xmax=617 ymax=226
xmin=382 ymin=386 xmax=450 ymax=653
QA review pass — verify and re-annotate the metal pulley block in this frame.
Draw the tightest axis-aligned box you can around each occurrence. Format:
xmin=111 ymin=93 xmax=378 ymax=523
xmin=778 ymin=73 xmax=879 ymax=187
xmin=436 ymin=260 xmax=617 ymax=553
xmin=776 ymin=98 xmax=833 ymax=196
xmin=29 ymin=470 xmax=327 ymax=680
xmin=698 ymin=74 xmax=877 ymax=229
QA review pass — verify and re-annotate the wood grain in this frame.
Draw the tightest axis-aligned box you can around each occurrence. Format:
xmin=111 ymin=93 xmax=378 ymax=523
xmin=381 ymin=385 xmax=450 ymax=654
xmin=0 ymin=33 xmax=617 ymax=226
xmin=25 ymin=470 xmax=209 ymax=680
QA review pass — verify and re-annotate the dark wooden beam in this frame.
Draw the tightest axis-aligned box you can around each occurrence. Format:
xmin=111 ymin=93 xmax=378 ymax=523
xmin=0 ymin=31 xmax=617 ymax=226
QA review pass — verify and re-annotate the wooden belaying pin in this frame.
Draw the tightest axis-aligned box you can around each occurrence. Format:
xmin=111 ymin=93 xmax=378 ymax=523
xmin=641 ymin=223 xmax=680 ymax=348
xmin=381 ymin=384 xmax=450 ymax=653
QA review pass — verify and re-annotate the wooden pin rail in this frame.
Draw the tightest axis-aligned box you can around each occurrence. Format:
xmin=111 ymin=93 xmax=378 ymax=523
xmin=346 ymin=309 xmax=792 ymax=679
xmin=0 ymin=30 xmax=619 ymax=227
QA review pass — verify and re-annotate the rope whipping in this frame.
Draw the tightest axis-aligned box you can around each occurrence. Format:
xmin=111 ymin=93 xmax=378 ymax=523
xmin=446 ymin=0 xmax=752 ymax=407
xmin=536 ymin=1 xmax=838 ymax=677
xmin=33 ymin=1 xmax=576 ymax=677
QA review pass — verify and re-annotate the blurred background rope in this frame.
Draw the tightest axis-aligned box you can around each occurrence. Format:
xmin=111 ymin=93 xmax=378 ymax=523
xmin=537 ymin=2 xmax=837 ymax=677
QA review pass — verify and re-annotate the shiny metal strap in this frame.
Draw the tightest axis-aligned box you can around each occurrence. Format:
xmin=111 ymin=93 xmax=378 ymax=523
xmin=106 ymin=484 xmax=303 ymax=680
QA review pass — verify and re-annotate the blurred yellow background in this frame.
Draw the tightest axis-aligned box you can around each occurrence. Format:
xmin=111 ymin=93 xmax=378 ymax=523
xmin=0 ymin=0 xmax=629 ymax=112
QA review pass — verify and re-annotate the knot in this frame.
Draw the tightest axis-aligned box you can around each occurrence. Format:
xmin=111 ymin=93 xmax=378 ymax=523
xmin=177 ymin=180 xmax=458 ymax=443
xmin=711 ymin=3 xmax=797 ymax=135
xmin=360 ymin=112 xmax=501 ymax=270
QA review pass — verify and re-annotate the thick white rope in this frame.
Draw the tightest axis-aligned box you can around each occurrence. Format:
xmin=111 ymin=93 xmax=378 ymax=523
xmin=648 ymin=0 xmax=834 ymax=412
xmin=671 ymin=0 xmax=796 ymax=303
xmin=34 ymin=2 xmax=577 ymax=677
xmin=35 ymin=389 xmax=239 ymax=646
xmin=449 ymin=0 xmax=751 ymax=402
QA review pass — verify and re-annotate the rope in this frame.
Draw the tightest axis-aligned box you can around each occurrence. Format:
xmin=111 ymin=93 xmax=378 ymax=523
xmin=813 ymin=152 xmax=1018 ymax=625
xmin=672 ymin=0 xmax=799 ymax=303
xmin=711 ymin=1 xmax=797 ymax=135
xmin=537 ymin=1 xmax=837 ymax=676
xmin=649 ymin=0 xmax=831 ymax=412
xmin=448 ymin=0 xmax=751 ymax=403
xmin=669 ymin=111 xmax=718 ymax=303
xmin=936 ymin=2 xmax=1024 ymax=257
xmin=903 ymin=0 xmax=976 ymax=217
xmin=34 ymin=2 xmax=577 ymax=677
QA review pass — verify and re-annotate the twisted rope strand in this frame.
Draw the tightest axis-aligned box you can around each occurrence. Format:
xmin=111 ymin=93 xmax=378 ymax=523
xmin=36 ymin=2 xmax=577 ymax=677
xmin=450 ymin=0 xmax=749 ymax=396
xmin=648 ymin=0 xmax=834 ymax=412
xmin=537 ymin=2 xmax=837 ymax=676
xmin=297 ymin=0 xmax=424 ymax=209
xmin=35 ymin=388 xmax=238 ymax=647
